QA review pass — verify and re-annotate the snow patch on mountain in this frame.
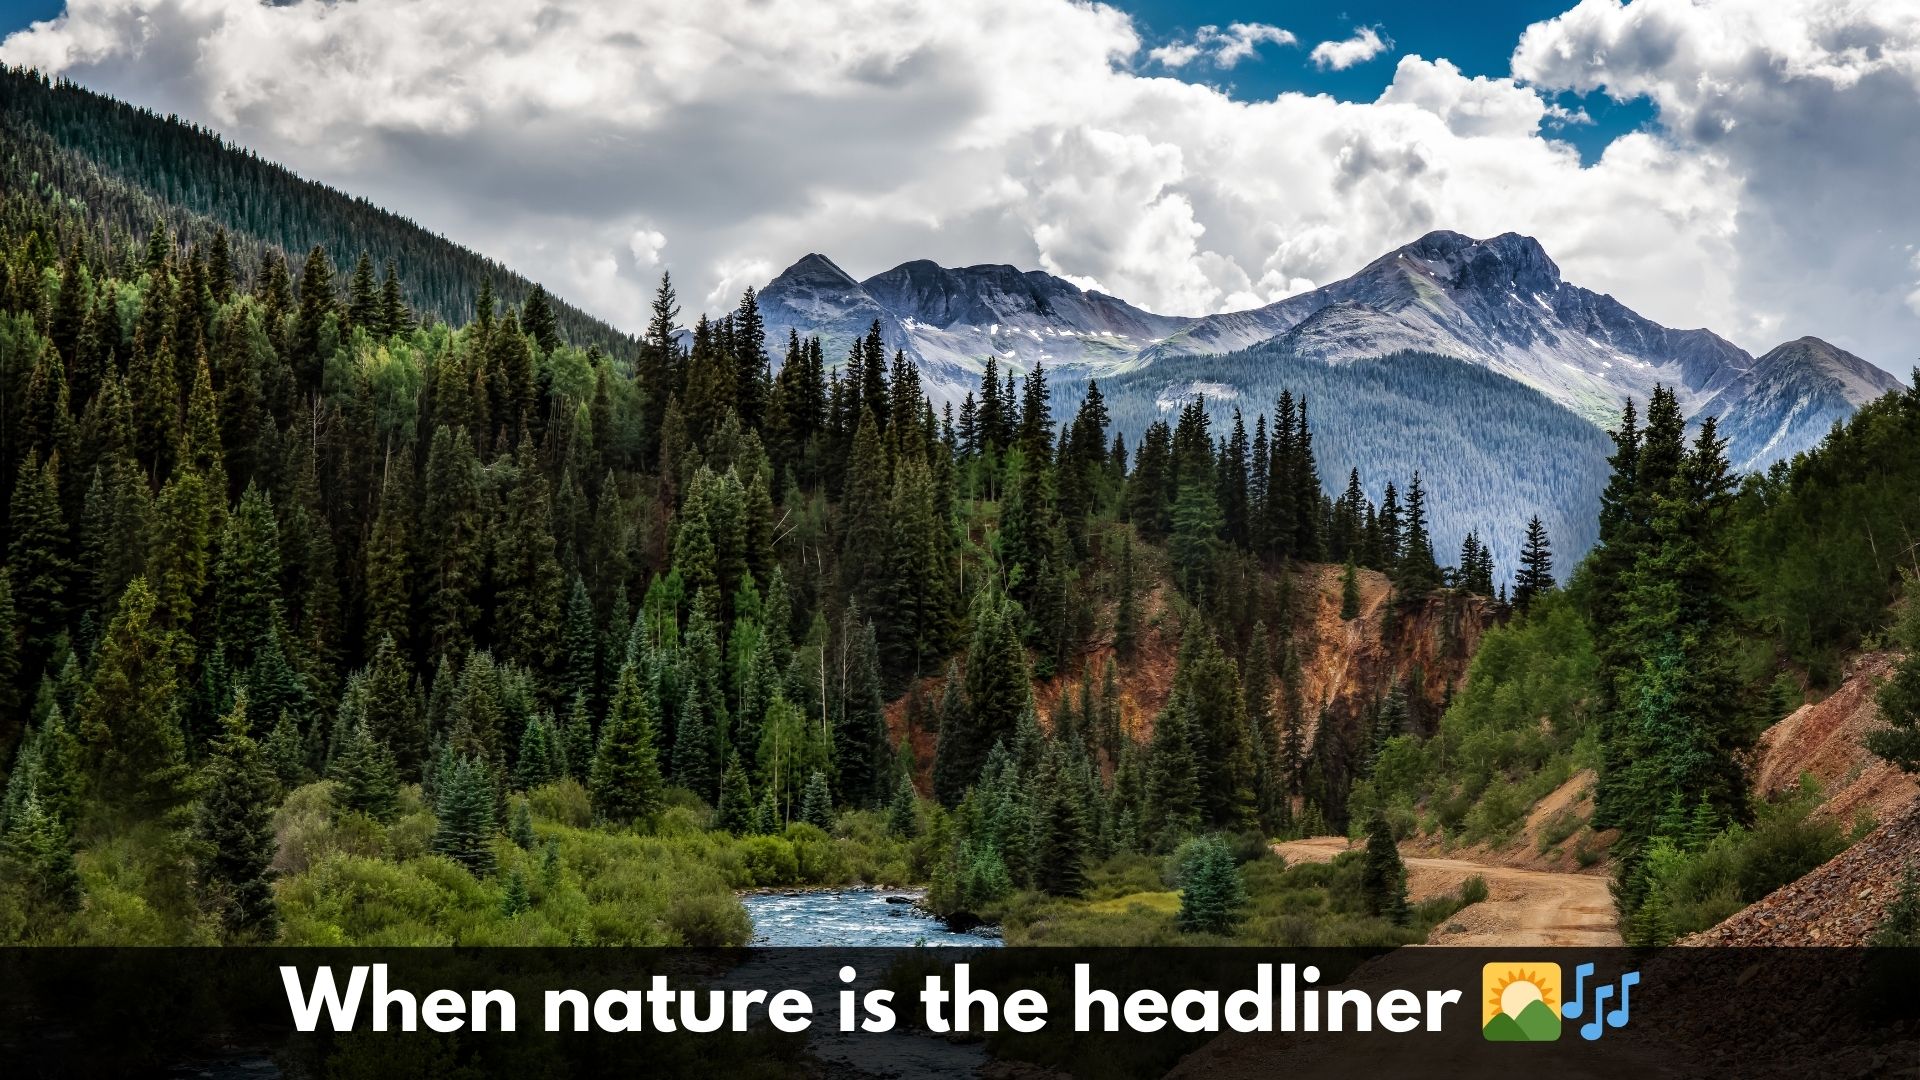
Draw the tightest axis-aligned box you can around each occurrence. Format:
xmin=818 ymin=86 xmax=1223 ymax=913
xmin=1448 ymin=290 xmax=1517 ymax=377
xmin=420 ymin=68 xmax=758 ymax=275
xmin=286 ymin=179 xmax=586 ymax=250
xmin=754 ymin=232 xmax=1905 ymax=474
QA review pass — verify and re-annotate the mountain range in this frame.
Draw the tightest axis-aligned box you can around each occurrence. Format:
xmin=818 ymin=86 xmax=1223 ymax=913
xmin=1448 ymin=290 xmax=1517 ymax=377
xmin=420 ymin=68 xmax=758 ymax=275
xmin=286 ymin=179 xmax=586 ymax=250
xmin=10 ymin=69 xmax=1893 ymax=581
xmin=756 ymin=230 xmax=1902 ymax=474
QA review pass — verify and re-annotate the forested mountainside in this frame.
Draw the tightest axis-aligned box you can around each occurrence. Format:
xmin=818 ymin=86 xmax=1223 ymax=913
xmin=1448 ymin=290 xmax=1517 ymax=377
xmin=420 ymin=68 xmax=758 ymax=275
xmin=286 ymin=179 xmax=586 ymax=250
xmin=1351 ymin=375 xmax=1920 ymax=946
xmin=0 ymin=67 xmax=1547 ymax=945
xmin=3 ymin=65 xmax=1913 ymax=953
xmin=757 ymin=236 xmax=1898 ymax=585
xmin=1076 ymin=347 xmax=1614 ymax=577
xmin=0 ymin=67 xmax=635 ymax=355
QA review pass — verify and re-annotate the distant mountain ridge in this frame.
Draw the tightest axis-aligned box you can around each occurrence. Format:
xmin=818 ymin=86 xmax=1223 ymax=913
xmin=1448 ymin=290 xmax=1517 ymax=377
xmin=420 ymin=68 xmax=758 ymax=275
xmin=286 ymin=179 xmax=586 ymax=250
xmin=0 ymin=66 xmax=637 ymax=355
xmin=757 ymin=231 xmax=1903 ymax=472
xmin=756 ymin=251 xmax=1192 ymax=396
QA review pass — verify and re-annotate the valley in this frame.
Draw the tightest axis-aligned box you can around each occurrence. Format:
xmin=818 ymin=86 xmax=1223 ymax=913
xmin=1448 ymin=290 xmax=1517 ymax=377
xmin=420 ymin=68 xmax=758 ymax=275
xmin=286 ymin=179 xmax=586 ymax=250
xmin=0 ymin=58 xmax=1918 ymax=981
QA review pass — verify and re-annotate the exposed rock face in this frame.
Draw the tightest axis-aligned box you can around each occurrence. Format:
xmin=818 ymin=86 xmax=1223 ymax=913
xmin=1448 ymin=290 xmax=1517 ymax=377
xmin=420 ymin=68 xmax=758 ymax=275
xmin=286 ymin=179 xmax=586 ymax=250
xmin=1683 ymin=797 xmax=1920 ymax=946
xmin=1688 ymin=650 xmax=1920 ymax=947
xmin=1293 ymin=562 xmax=1491 ymax=737
xmin=1704 ymin=336 xmax=1904 ymax=470
xmin=885 ymin=556 xmax=1497 ymax=802
xmin=1751 ymin=652 xmax=1919 ymax=826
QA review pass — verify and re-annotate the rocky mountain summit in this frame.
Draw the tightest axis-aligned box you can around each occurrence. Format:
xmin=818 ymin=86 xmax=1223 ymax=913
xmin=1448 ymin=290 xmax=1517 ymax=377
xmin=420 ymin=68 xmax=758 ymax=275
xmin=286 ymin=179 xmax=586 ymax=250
xmin=756 ymin=231 xmax=1902 ymax=472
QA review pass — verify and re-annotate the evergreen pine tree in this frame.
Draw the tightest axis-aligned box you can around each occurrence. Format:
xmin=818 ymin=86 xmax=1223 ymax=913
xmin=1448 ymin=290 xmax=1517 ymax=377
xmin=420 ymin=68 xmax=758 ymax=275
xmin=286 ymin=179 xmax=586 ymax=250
xmin=1 ymin=790 xmax=81 ymax=915
xmin=292 ymin=246 xmax=336 ymax=388
xmin=1030 ymin=775 xmax=1089 ymax=897
xmin=1170 ymin=480 xmax=1223 ymax=599
xmin=500 ymin=867 xmax=531 ymax=918
xmin=378 ymin=259 xmax=410 ymax=337
xmin=887 ymin=772 xmax=919 ymax=837
xmin=214 ymin=483 xmax=284 ymax=670
xmin=589 ymin=665 xmax=665 ymax=825
xmin=638 ymin=273 xmax=681 ymax=456
xmin=1176 ymin=835 xmax=1246 ymax=934
xmin=559 ymin=576 xmax=598 ymax=711
xmin=330 ymin=719 xmax=400 ymax=823
xmin=1514 ymin=514 xmax=1555 ymax=614
xmin=77 ymin=578 xmax=188 ymax=815
xmin=752 ymin=789 xmax=779 ymax=836
xmin=364 ymin=451 xmax=415 ymax=655
xmin=360 ymin=635 xmax=427 ymax=780
xmin=934 ymin=592 xmax=1028 ymax=805
xmin=194 ymin=694 xmax=279 ymax=939
xmin=670 ymin=680 xmax=718 ymax=802
xmin=1394 ymin=472 xmax=1438 ymax=596
xmin=9 ymin=451 xmax=71 ymax=664
xmin=562 ymin=694 xmax=595 ymax=782
xmin=717 ymin=750 xmax=754 ymax=834
xmin=492 ymin=438 xmax=565 ymax=672
xmin=514 ymin=713 xmax=559 ymax=790
xmin=423 ymin=425 xmax=484 ymax=660
xmin=346 ymin=252 xmax=379 ymax=333
xmin=432 ymin=755 xmax=498 ymax=876
xmin=264 ymin=709 xmax=306 ymax=790
xmin=834 ymin=620 xmax=888 ymax=807
xmin=1144 ymin=702 xmax=1202 ymax=847
xmin=1361 ymin=814 xmax=1409 ymax=924
xmin=509 ymin=800 xmax=536 ymax=850
xmin=840 ymin=410 xmax=890 ymax=611
xmin=799 ymin=769 xmax=833 ymax=830
xmin=522 ymin=285 xmax=561 ymax=353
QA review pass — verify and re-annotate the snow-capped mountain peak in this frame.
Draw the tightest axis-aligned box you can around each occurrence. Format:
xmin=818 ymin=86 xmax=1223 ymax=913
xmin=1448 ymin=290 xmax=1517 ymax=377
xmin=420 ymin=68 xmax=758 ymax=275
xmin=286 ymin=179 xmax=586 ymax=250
xmin=754 ymin=232 xmax=1903 ymax=472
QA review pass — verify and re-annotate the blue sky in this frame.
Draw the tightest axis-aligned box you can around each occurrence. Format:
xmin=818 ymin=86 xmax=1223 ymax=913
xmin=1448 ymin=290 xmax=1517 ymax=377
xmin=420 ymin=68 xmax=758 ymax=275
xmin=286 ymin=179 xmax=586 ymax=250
xmin=0 ymin=0 xmax=1652 ymax=162
xmin=0 ymin=0 xmax=58 ymax=33
xmin=1116 ymin=0 xmax=1654 ymax=163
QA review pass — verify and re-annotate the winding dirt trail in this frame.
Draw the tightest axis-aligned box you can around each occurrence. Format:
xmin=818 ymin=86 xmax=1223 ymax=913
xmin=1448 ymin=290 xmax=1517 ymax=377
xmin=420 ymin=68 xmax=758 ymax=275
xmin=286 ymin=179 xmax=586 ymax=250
xmin=1171 ymin=843 xmax=1649 ymax=1078
xmin=1275 ymin=836 xmax=1621 ymax=947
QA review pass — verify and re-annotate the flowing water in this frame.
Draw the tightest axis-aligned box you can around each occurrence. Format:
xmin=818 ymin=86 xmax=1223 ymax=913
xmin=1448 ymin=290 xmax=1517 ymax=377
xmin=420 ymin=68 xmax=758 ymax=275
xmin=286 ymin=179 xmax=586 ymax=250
xmin=735 ymin=888 xmax=1000 ymax=1076
xmin=740 ymin=887 xmax=1003 ymax=947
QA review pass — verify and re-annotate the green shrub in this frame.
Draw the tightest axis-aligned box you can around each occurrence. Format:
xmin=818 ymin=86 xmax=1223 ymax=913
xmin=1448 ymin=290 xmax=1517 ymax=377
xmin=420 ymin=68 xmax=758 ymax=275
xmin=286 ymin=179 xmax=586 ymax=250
xmin=1458 ymin=874 xmax=1488 ymax=905
xmin=1536 ymin=810 xmax=1585 ymax=853
xmin=792 ymin=836 xmax=847 ymax=884
xmin=526 ymin=779 xmax=591 ymax=829
xmin=1352 ymin=593 xmax=1598 ymax=841
xmin=655 ymin=805 xmax=706 ymax=839
xmin=1628 ymin=782 xmax=1846 ymax=944
xmin=736 ymin=836 xmax=799 ymax=886
xmin=664 ymin=891 xmax=751 ymax=946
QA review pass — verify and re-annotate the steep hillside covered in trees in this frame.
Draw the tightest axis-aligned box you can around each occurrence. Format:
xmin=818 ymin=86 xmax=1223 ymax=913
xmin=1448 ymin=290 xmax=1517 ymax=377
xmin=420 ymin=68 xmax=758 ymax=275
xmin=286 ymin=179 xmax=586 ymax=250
xmin=0 ymin=69 xmax=1547 ymax=945
xmin=0 ymin=67 xmax=634 ymax=355
xmin=1075 ymin=346 xmax=1613 ymax=579
xmin=1357 ymin=374 xmax=1920 ymax=945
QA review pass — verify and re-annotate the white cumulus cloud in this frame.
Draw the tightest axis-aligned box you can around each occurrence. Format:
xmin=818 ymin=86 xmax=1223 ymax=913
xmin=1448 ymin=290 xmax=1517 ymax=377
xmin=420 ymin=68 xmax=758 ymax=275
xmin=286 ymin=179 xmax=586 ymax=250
xmin=1310 ymin=26 xmax=1392 ymax=72
xmin=1513 ymin=0 xmax=1920 ymax=368
xmin=1149 ymin=22 xmax=1296 ymax=70
xmin=0 ymin=0 xmax=1913 ymax=374
xmin=628 ymin=226 xmax=667 ymax=268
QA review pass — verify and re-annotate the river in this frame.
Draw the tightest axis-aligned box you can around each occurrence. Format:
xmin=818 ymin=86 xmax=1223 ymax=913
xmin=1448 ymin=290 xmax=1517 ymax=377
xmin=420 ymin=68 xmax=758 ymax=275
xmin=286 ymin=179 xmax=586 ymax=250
xmin=735 ymin=888 xmax=1000 ymax=1076
xmin=740 ymin=887 xmax=1003 ymax=947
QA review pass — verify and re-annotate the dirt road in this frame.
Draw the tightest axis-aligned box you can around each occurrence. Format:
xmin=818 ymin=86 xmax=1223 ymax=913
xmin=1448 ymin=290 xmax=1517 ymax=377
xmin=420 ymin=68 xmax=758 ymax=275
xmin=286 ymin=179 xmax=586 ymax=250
xmin=1274 ymin=836 xmax=1621 ymax=946
xmin=1161 ymin=840 xmax=1637 ymax=1079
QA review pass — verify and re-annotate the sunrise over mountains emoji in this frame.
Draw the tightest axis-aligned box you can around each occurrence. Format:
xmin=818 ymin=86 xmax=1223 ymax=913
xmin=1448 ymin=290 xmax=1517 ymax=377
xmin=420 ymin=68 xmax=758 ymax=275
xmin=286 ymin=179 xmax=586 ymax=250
xmin=1482 ymin=963 xmax=1562 ymax=1041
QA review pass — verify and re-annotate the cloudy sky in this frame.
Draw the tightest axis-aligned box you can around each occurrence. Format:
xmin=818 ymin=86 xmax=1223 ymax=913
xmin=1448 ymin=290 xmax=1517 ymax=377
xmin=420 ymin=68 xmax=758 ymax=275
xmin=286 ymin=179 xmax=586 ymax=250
xmin=3 ymin=0 xmax=1918 ymax=372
